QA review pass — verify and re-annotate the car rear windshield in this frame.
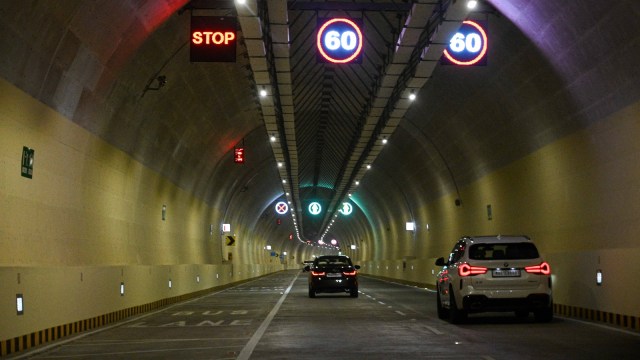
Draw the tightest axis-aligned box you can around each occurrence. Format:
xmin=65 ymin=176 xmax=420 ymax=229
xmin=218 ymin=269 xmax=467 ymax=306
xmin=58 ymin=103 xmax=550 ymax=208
xmin=469 ymin=243 xmax=539 ymax=260
xmin=315 ymin=257 xmax=352 ymax=266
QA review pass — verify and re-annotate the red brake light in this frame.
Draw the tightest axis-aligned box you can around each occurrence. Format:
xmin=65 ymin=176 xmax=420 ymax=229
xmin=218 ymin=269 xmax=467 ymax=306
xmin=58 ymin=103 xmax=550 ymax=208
xmin=525 ymin=262 xmax=551 ymax=275
xmin=311 ymin=271 xmax=326 ymax=277
xmin=342 ymin=270 xmax=357 ymax=276
xmin=459 ymin=263 xmax=487 ymax=277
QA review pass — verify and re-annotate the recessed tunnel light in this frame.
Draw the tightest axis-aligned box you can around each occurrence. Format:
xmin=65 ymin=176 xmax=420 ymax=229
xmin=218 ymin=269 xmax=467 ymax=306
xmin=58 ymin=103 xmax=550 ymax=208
xmin=16 ymin=294 xmax=24 ymax=315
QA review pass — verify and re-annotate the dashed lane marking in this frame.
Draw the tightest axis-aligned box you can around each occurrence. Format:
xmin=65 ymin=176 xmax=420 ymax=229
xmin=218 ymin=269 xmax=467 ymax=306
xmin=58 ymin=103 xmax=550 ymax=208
xmin=424 ymin=325 xmax=444 ymax=335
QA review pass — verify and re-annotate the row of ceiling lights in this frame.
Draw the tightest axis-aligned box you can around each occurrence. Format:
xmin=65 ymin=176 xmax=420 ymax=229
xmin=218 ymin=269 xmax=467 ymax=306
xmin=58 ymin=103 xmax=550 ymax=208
xmin=316 ymin=93 xmax=416 ymax=245
xmin=248 ymin=0 xmax=476 ymax=247
xmin=311 ymin=0 xmax=479 ymax=244
xmin=261 ymin=86 xmax=414 ymax=248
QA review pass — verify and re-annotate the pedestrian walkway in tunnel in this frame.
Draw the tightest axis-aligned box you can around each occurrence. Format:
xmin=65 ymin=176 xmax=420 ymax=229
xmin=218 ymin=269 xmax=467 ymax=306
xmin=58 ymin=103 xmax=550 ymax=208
xmin=8 ymin=270 xmax=640 ymax=359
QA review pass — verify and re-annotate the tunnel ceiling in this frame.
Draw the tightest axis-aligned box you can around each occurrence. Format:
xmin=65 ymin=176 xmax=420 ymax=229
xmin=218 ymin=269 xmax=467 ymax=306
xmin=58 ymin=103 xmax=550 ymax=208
xmin=1 ymin=0 xmax=639 ymax=246
xmin=235 ymin=0 xmax=487 ymax=241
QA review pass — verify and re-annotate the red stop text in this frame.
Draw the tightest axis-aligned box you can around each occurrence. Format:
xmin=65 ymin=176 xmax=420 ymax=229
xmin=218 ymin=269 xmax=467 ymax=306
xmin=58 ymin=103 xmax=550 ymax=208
xmin=192 ymin=31 xmax=236 ymax=46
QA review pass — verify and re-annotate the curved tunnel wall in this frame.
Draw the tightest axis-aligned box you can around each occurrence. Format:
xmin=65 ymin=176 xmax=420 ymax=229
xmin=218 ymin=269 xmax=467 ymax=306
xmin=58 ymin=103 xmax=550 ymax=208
xmin=0 ymin=78 xmax=288 ymax=341
xmin=2 ymin=0 xmax=640 ymax=349
xmin=353 ymin=101 xmax=640 ymax=318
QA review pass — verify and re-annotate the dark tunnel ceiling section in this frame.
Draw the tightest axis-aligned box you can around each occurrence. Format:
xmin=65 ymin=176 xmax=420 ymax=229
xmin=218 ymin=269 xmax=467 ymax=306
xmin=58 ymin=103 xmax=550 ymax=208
xmin=289 ymin=4 xmax=406 ymax=239
xmin=3 ymin=1 xmax=639 ymax=253
xmin=237 ymin=0 xmax=472 ymax=242
xmin=289 ymin=7 xmax=403 ymax=191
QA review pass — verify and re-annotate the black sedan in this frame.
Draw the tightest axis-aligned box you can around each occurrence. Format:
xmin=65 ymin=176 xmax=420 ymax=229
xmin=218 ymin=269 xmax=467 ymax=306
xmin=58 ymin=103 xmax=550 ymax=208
xmin=304 ymin=255 xmax=360 ymax=298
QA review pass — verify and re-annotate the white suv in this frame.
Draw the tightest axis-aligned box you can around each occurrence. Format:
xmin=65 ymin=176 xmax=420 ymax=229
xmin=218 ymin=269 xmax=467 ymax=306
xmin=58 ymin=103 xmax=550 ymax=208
xmin=435 ymin=235 xmax=553 ymax=323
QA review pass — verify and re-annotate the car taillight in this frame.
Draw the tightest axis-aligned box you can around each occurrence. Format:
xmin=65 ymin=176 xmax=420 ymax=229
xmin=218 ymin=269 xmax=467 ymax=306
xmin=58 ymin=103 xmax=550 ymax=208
xmin=342 ymin=270 xmax=357 ymax=276
xmin=458 ymin=263 xmax=487 ymax=277
xmin=311 ymin=271 xmax=325 ymax=276
xmin=525 ymin=262 xmax=551 ymax=275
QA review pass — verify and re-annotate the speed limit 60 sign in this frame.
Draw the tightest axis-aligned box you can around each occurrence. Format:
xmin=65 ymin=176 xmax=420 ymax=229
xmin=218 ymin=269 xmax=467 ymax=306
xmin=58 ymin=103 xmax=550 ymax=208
xmin=442 ymin=20 xmax=488 ymax=66
xmin=317 ymin=18 xmax=363 ymax=64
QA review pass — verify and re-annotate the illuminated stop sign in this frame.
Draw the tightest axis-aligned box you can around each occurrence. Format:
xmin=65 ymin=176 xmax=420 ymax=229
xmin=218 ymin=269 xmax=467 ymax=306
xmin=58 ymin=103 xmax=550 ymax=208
xmin=190 ymin=16 xmax=237 ymax=62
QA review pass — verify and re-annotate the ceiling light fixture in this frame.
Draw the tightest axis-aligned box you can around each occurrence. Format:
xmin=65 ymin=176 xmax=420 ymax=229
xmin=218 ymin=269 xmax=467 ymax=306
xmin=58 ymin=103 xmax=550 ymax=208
xmin=270 ymin=134 xmax=276 ymax=142
xmin=408 ymin=90 xmax=416 ymax=101
xmin=467 ymin=0 xmax=478 ymax=9
xmin=382 ymin=137 xmax=388 ymax=145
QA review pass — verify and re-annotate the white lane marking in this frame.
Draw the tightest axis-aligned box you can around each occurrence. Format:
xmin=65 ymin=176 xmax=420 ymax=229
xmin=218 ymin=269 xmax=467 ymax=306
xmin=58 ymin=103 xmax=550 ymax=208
xmin=378 ymin=301 xmax=386 ymax=305
xmin=236 ymin=273 xmax=298 ymax=360
xmin=424 ymin=325 xmax=443 ymax=335
xmin=481 ymin=356 xmax=497 ymax=360
xmin=395 ymin=311 xmax=406 ymax=316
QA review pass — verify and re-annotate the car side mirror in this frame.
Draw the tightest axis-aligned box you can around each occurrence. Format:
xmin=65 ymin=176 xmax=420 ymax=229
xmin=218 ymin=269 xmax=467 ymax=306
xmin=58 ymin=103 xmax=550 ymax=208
xmin=304 ymin=265 xmax=310 ymax=272
xmin=435 ymin=257 xmax=447 ymax=266
xmin=354 ymin=265 xmax=361 ymax=269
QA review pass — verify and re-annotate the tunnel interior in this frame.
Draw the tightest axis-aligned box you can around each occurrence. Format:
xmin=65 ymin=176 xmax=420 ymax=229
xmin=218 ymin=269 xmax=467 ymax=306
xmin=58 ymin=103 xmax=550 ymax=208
xmin=1 ymin=0 xmax=640 ymax=349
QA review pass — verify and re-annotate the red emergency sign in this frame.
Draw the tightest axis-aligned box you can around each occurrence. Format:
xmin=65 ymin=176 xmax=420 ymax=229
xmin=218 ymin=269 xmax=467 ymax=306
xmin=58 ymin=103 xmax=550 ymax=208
xmin=234 ymin=147 xmax=245 ymax=164
xmin=192 ymin=31 xmax=235 ymax=45
xmin=190 ymin=16 xmax=237 ymax=62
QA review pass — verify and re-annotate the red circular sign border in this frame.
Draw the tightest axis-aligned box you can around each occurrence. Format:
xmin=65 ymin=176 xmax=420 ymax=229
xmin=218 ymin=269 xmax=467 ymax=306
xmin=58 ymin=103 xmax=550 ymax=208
xmin=442 ymin=20 xmax=488 ymax=66
xmin=316 ymin=18 xmax=364 ymax=64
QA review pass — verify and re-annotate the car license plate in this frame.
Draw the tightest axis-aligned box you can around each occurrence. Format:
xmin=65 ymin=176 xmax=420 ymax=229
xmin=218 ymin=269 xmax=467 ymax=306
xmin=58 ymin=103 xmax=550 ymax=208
xmin=492 ymin=269 xmax=521 ymax=277
xmin=326 ymin=273 xmax=341 ymax=278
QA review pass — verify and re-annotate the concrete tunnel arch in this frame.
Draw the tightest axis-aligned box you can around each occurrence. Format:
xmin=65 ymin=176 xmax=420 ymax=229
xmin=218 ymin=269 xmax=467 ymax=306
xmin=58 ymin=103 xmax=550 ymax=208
xmin=1 ymin=0 xmax=640 ymax=351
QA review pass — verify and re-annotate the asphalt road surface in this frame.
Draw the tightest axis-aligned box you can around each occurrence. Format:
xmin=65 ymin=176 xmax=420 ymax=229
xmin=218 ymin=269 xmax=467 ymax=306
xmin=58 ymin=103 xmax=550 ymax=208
xmin=11 ymin=270 xmax=639 ymax=359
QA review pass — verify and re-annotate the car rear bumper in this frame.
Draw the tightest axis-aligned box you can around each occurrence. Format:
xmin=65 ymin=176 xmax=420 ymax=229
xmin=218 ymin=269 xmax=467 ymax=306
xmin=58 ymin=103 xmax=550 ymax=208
xmin=310 ymin=278 xmax=357 ymax=293
xmin=462 ymin=293 xmax=551 ymax=312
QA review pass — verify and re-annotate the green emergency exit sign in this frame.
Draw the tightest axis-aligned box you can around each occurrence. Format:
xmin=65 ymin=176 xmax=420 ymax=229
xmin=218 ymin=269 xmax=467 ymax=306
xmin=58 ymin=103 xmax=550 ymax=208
xmin=21 ymin=146 xmax=34 ymax=179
